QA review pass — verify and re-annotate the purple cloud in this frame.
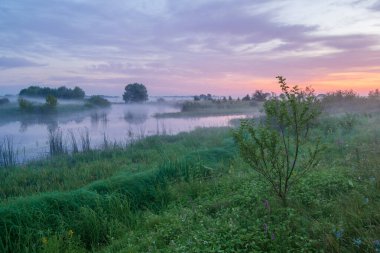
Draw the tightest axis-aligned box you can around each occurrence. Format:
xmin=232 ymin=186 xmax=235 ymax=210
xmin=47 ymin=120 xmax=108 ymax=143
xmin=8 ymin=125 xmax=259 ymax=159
xmin=0 ymin=57 xmax=43 ymax=69
xmin=0 ymin=0 xmax=379 ymax=95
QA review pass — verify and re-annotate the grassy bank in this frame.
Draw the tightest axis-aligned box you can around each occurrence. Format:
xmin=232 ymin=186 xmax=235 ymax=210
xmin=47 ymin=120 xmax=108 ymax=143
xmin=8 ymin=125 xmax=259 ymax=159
xmin=155 ymin=100 xmax=262 ymax=118
xmin=0 ymin=110 xmax=380 ymax=252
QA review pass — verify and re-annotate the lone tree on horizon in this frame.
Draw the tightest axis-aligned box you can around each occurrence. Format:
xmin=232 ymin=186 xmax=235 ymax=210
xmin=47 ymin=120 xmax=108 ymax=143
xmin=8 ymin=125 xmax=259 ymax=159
xmin=123 ymin=83 xmax=148 ymax=103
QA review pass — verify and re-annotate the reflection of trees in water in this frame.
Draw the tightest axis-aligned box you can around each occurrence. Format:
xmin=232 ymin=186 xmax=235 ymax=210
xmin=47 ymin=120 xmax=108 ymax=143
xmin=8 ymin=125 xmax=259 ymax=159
xmin=90 ymin=112 xmax=108 ymax=128
xmin=123 ymin=111 xmax=148 ymax=124
xmin=19 ymin=116 xmax=59 ymax=133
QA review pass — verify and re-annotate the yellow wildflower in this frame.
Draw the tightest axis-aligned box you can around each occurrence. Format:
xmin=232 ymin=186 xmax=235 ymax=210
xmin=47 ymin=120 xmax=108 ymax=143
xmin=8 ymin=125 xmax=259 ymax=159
xmin=67 ymin=229 xmax=74 ymax=238
xmin=41 ymin=237 xmax=48 ymax=245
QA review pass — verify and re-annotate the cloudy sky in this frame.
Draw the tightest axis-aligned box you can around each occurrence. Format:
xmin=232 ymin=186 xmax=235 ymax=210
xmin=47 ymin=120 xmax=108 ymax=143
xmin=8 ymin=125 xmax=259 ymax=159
xmin=0 ymin=0 xmax=380 ymax=96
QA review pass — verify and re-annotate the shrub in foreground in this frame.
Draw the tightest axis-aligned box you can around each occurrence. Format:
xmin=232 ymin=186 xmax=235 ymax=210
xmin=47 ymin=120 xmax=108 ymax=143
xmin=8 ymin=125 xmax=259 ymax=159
xmin=234 ymin=76 xmax=322 ymax=205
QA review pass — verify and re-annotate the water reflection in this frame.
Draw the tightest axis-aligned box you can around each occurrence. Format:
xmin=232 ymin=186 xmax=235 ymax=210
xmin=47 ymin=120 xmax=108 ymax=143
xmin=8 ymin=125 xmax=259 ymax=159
xmin=90 ymin=111 xmax=109 ymax=128
xmin=0 ymin=103 xmax=247 ymax=161
xmin=19 ymin=116 xmax=59 ymax=133
xmin=123 ymin=111 xmax=148 ymax=124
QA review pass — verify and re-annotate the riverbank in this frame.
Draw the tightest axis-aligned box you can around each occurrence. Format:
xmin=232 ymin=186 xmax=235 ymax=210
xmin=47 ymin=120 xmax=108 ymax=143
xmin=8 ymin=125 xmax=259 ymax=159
xmin=154 ymin=100 xmax=262 ymax=118
xmin=0 ymin=109 xmax=379 ymax=252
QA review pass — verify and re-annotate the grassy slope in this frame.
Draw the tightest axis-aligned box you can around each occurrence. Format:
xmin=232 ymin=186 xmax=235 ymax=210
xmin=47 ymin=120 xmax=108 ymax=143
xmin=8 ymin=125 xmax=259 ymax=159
xmin=0 ymin=112 xmax=380 ymax=252
xmin=100 ymin=113 xmax=380 ymax=253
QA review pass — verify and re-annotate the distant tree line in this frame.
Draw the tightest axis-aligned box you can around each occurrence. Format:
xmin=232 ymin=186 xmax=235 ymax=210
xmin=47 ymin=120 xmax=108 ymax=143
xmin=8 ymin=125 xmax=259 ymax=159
xmin=193 ymin=90 xmax=271 ymax=102
xmin=19 ymin=86 xmax=85 ymax=99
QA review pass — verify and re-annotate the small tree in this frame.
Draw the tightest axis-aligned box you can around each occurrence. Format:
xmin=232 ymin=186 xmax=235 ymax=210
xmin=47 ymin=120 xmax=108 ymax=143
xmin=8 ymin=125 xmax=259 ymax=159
xmin=242 ymin=94 xmax=251 ymax=101
xmin=368 ymin=89 xmax=380 ymax=100
xmin=45 ymin=95 xmax=57 ymax=107
xmin=252 ymin=90 xmax=268 ymax=102
xmin=234 ymin=76 xmax=322 ymax=205
xmin=123 ymin=83 xmax=148 ymax=103
xmin=18 ymin=98 xmax=34 ymax=112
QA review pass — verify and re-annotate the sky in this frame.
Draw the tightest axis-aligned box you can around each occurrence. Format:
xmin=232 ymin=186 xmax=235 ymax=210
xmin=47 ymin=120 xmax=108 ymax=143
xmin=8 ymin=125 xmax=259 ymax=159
xmin=0 ymin=0 xmax=380 ymax=96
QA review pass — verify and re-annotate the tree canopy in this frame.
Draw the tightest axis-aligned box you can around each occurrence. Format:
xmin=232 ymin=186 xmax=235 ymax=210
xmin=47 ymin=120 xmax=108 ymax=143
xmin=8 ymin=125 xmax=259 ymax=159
xmin=123 ymin=83 xmax=148 ymax=103
xmin=19 ymin=86 xmax=85 ymax=99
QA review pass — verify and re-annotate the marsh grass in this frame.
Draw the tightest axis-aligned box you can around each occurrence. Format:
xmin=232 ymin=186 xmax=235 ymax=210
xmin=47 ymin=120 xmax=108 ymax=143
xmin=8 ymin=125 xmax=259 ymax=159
xmin=68 ymin=130 xmax=79 ymax=154
xmin=1 ymin=101 xmax=380 ymax=252
xmin=155 ymin=100 xmax=262 ymax=118
xmin=80 ymin=128 xmax=91 ymax=152
xmin=0 ymin=143 xmax=233 ymax=252
xmin=48 ymin=128 xmax=66 ymax=156
xmin=0 ymin=136 xmax=17 ymax=167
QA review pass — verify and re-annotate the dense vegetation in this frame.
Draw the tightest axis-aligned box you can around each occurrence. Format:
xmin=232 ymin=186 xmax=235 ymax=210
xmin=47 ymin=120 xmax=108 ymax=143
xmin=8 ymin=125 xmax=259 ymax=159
xmin=123 ymin=83 xmax=148 ymax=103
xmin=18 ymin=96 xmax=58 ymax=113
xmin=234 ymin=77 xmax=322 ymax=205
xmin=0 ymin=106 xmax=379 ymax=252
xmin=155 ymin=99 xmax=260 ymax=118
xmin=1 ymin=87 xmax=380 ymax=252
xmin=19 ymin=86 xmax=85 ymax=99
xmin=85 ymin=96 xmax=111 ymax=108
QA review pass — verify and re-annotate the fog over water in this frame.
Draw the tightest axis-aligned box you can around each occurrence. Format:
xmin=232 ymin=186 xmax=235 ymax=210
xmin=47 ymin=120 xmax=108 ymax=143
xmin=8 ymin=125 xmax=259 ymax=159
xmin=0 ymin=100 xmax=245 ymax=162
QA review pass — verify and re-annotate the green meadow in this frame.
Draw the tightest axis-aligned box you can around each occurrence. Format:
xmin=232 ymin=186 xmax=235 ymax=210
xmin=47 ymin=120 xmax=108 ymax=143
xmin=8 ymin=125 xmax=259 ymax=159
xmin=0 ymin=95 xmax=380 ymax=253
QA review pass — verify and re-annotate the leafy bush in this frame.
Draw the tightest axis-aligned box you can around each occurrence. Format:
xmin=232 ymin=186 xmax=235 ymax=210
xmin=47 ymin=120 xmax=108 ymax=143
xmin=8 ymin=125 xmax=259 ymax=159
xmin=45 ymin=95 xmax=57 ymax=108
xmin=234 ymin=76 xmax=322 ymax=205
xmin=18 ymin=98 xmax=34 ymax=112
xmin=85 ymin=96 xmax=110 ymax=107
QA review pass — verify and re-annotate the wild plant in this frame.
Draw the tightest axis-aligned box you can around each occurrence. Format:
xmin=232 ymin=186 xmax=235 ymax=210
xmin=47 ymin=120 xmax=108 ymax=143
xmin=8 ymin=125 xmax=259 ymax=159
xmin=68 ymin=130 xmax=79 ymax=153
xmin=234 ymin=76 xmax=322 ymax=205
xmin=80 ymin=128 xmax=91 ymax=152
xmin=0 ymin=136 xmax=17 ymax=167
xmin=48 ymin=128 xmax=66 ymax=156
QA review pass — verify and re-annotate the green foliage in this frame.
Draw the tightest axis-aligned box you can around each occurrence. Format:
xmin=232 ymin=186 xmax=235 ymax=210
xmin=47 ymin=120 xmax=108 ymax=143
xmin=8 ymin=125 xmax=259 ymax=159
xmin=0 ymin=136 xmax=17 ymax=168
xmin=18 ymin=97 xmax=58 ymax=113
xmin=0 ymin=141 xmax=233 ymax=252
xmin=85 ymin=96 xmax=111 ymax=107
xmin=123 ymin=83 xmax=148 ymax=103
xmin=45 ymin=95 xmax=58 ymax=107
xmin=156 ymin=99 xmax=259 ymax=118
xmin=234 ymin=76 xmax=322 ymax=205
xmin=19 ymin=85 xmax=85 ymax=99
xmin=1 ymin=109 xmax=380 ymax=252
xmin=18 ymin=97 xmax=34 ymax=112
xmin=48 ymin=128 xmax=66 ymax=156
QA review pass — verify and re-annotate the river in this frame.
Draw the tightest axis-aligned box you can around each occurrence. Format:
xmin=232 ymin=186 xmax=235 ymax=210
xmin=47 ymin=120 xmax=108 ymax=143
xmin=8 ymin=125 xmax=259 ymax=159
xmin=0 ymin=100 xmax=245 ymax=162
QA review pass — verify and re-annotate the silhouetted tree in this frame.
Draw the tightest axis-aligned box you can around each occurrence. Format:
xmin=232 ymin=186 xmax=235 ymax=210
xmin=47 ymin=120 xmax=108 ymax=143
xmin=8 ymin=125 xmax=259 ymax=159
xmin=123 ymin=83 xmax=148 ymax=103
xmin=242 ymin=94 xmax=251 ymax=101
xmin=252 ymin=90 xmax=268 ymax=101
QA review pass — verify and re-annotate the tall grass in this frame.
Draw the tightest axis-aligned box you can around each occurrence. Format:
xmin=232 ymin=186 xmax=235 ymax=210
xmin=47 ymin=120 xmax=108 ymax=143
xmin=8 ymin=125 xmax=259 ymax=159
xmin=80 ymin=128 xmax=91 ymax=152
xmin=68 ymin=130 xmax=79 ymax=154
xmin=0 ymin=147 xmax=234 ymax=252
xmin=0 ymin=136 xmax=17 ymax=167
xmin=48 ymin=128 xmax=65 ymax=156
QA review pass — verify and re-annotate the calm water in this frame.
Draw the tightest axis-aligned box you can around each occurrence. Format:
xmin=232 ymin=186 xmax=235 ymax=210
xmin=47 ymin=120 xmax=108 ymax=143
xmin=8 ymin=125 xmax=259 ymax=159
xmin=0 ymin=102 xmax=245 ymax=162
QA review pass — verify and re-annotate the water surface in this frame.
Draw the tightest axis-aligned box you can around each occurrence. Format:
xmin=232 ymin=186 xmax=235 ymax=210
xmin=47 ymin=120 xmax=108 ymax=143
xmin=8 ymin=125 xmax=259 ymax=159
xmin=0 ymin=102 xmax=245 ymax=161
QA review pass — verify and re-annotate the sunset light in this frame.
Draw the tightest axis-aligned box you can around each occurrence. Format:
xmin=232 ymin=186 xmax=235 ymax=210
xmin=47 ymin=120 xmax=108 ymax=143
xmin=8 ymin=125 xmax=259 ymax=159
xmin=1 ymin=0 xmax=379 ymax=96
